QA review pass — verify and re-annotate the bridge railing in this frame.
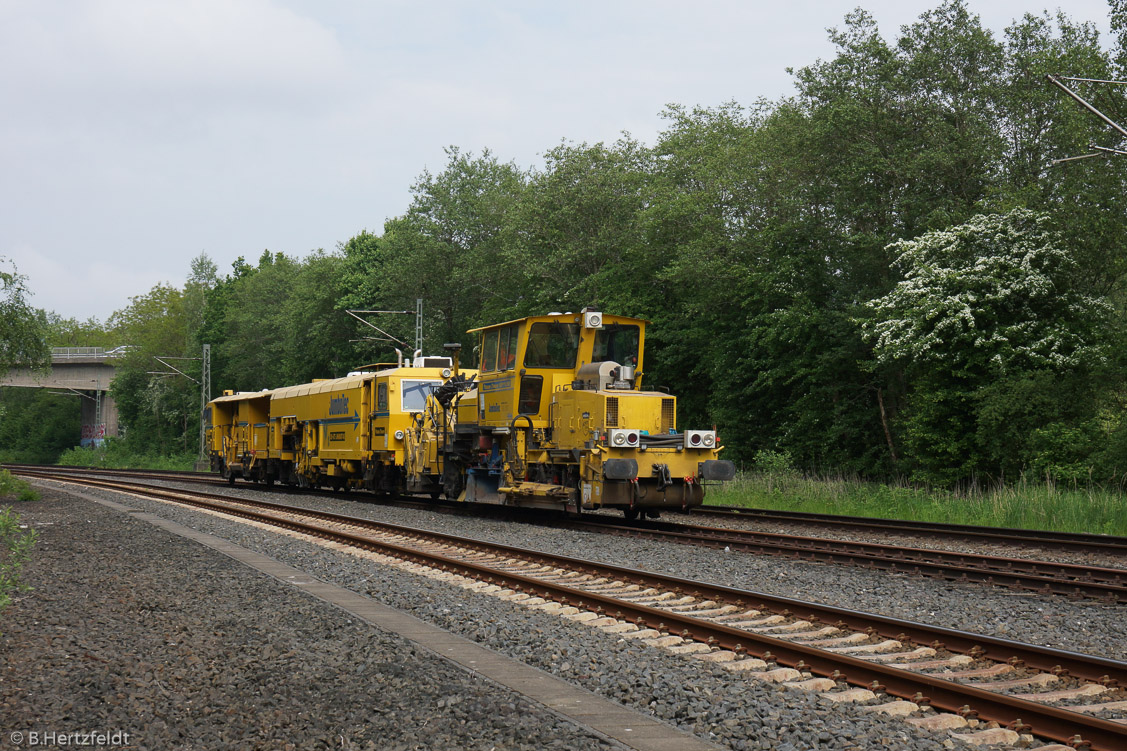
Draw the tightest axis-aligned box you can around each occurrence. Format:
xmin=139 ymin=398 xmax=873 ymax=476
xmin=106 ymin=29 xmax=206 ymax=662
xmin=50 ymin=346 xmax=131 ymax=360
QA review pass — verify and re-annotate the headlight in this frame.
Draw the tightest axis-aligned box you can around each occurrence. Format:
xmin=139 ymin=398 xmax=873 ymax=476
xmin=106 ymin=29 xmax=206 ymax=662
xmin=608 ymin=429 xmax=639 ymax=447
xmin=685 ymin=430 xmax=716 ymax=449
xmin=394 ymin=429 xmax=405 ymax=440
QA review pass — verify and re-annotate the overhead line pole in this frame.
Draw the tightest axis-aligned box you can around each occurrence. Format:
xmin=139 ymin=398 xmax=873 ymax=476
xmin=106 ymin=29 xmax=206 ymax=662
xmin=1046 ymin=74 xmax=1127 ymax=140
xmin=200 ymin=344 xmax=210 ymax=464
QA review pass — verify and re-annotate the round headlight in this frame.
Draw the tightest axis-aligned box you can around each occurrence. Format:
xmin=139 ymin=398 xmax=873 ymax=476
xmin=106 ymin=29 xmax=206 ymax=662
xmin=441 ymin=368 xmax=452 ymax=378
xmin=613 ymin=433 xmax=626 ymax=446
xmin=394 ymin=430 xmax=405 ymax=440
xmin=704 ymin=435 xmax=715 ymax=447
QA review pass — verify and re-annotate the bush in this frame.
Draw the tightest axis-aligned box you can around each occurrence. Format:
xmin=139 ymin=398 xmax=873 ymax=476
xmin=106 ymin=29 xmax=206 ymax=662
xmin=56 ymin=438 xmax=196 ymax=471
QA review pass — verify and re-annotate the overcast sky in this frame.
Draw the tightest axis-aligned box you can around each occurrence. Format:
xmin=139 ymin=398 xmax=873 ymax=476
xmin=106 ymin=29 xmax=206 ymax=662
xmin=1 ymin=0 xmax=1115 ymax=324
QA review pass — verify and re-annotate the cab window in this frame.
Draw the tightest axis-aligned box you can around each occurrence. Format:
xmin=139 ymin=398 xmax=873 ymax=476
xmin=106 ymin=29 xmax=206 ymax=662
xmin=498 ymin=325 xmax=516 ymax=371
xmin=593 ymin=324 xmax=640 ymax=367
xmin=401 ymin=380 xmax=438 ymax=411
xmin=482 ymin=330 xmax=499 ymax=372
xmin=518 ymin=375 xmax=543 ymax=415
xmin=523 ymin=322 xmax=580 ymax=368
xmin=377 ymin=383 xmax=388 ymax=411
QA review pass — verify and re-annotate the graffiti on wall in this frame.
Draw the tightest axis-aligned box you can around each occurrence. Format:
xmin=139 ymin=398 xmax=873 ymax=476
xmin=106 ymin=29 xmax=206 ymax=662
xmin=81 ymin=423 xmax=107 ymax=447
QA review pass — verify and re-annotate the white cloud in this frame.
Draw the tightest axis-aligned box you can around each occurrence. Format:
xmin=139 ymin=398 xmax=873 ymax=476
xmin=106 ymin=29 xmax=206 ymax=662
xmin=12 ymin=243 xmax=170 ymax=325
xmin=0 ymin=0 xmax=347 ymax=98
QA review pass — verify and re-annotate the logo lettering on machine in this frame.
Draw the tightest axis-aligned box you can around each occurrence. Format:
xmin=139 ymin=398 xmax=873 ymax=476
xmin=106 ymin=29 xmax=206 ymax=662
xmin=329 ymin=396 xmax=349 ymax=416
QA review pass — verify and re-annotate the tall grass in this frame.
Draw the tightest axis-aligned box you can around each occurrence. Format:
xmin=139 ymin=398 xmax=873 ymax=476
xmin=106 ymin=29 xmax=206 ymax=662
xmin=707 ymin=471 xmax=1127 ymax=536
xmin=0 ymin=470 xmax=39 ymax=503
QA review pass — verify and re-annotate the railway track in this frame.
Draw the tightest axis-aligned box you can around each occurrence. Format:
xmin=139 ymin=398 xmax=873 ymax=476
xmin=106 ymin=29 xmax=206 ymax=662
xmin=25 ymin=469 xmax=1127 ymax=750
xmin=691 ymin=504 xmax=1127 ymax=556
xmin=567 ymin=517 xmax=1127 ymax=603
xmin=11 ymin=464 xmax=1127 ymax=603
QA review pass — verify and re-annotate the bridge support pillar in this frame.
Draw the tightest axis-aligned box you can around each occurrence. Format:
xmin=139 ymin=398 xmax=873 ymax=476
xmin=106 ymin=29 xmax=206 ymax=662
xmin=80 ymin=391 xmax=119 ymax=446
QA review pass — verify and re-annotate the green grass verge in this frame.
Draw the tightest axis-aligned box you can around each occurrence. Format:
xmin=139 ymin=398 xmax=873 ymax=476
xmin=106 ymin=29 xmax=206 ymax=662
xmin=56 ymin=439 xmax=196 ymax=472
xmin=707 ymin=472 xmax=1127 ymax=537
xmin=1 ymin=473 xmax=38 ymax=620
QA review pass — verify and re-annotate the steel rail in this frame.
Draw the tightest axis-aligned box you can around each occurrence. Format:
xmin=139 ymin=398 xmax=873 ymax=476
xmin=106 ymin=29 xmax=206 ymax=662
xmin=15 ymin=463 xmax=1126 ymax=557
xmin=30 ymin=471 xmax=1127 ymax=749
xmin=22 ymin=467 xmax=1127 ymax=675
xmin=17 ymin=465 xmax=1127 ymax=601
xmin=16 ymin=463 xmax=1127 ymax=557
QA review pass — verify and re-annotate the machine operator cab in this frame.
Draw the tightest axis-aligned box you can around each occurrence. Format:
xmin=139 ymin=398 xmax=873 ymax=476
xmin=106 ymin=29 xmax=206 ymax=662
xmin=467 ymin=308 xmax=734 ymax=515
xmin=471 ymin=308 xmax=642 ymax=429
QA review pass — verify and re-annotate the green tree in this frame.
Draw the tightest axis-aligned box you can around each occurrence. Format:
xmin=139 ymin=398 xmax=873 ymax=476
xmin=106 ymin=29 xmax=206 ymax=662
xmin=379 ymin=147 xmax=528 ymax=353
xmin=108 ymin=283 xmax=198 ymax=455
xmin=0 ymin=258 xmax=50 ymax=378
xmin=214 ymin=251 xmax=300 ymax=390
xmin=281 ymin=250 xmax=358 ymax=382
xmin=509 ymin=138 xmax=653 ymax=313
xmin=0 ymin=388 xmax=82 ymax=463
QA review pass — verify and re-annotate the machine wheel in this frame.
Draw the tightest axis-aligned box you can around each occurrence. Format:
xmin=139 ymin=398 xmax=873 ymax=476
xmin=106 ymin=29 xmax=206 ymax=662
xmin=623 ymin=508 xmax=639 ymax=521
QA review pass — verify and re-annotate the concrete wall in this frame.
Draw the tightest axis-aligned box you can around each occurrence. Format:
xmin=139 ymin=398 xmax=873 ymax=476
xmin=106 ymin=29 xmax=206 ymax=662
xmin=78 ymin=391 xmax=119 ymax=446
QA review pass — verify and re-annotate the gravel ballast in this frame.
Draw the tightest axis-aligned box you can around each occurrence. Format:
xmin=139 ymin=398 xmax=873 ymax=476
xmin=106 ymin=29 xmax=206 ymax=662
xmin=10 ymin=478 xmax=1125 ymax=750
xmin=166 ymin=479 xmax=1127 ymax=661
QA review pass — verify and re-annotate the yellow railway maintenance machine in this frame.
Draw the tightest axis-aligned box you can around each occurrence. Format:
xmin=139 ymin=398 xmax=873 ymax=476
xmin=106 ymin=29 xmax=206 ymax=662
xmin=425 ymin=309 xmax=736 ymax=519
xmin=267 ymin=359 xmax=462 ymax=493
xmin=208 ymin=356 xmax=468 ymax=493
xmin=207 ymin=389 xmax=273 ymax=484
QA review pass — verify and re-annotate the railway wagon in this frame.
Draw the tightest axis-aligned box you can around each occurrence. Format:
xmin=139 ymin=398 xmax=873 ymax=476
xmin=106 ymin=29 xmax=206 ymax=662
xmin=411 ymin=308 xmax=735 ymax=518
xmin=207 ymin=357 xmax=467 ymax=492
xmin=268 ymin=360 xmax=462 ymax=492
xmin=206 ymin=389 xmax=273 ymax=483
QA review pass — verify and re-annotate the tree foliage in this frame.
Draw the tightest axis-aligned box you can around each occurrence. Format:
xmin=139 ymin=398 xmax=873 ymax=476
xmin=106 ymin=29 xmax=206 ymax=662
xmin=0 ymin=258 xmax=50 ymax=378
xmin=12 ymin=0 xmax=1127 ymax=482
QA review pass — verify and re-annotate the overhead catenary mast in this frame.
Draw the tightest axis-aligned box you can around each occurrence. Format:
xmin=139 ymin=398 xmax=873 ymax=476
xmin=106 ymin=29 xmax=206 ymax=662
xmin=1047 ymin=74 xmax=1127 ymax=165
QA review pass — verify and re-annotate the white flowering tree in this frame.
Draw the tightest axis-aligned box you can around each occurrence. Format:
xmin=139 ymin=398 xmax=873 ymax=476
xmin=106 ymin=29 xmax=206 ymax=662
xmin=867 ymin=209 xmax=1109 ymax=376
xmin=864 ymin=209 xmax=1111 ymax=482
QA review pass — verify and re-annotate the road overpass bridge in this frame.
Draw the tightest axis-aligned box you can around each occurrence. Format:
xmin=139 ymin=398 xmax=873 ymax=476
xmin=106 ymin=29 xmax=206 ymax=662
xmin=2 ymin=347 xmax=125 ymax=446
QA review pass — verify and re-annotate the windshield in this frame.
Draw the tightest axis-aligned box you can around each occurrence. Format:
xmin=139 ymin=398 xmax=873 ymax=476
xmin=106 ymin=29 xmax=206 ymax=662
xmin=401 ymin=379 xmax=439 ymax=411
xmin=524 ymin=322 xmax=580 ymax=368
